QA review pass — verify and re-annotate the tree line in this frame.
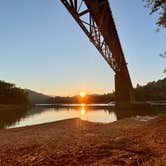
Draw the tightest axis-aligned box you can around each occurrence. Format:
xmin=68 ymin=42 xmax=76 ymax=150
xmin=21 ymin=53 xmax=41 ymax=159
xmin=47 ymin=93 xmax=115 ymax=104
xmin=0 ymin=80 xmax=29 ymax=105
xmin=1 ymin=77 xmax=166 ymax=105
xmin=48 ymin=77 xmax=166 ymax=104
xmin=134 ymin=77 xmax=166 ymax=101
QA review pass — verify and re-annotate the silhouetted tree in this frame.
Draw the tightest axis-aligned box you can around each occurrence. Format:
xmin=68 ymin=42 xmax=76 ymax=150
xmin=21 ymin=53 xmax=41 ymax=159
xmin=134 ymin=77 xmax=166 ymax=101
xmin=0 ymin=80 xmax=29 ymax=105
xmin=144 ymin=0 xmax=166 ymax=28
xmin=143 ymin=0 xmax=166 ymax=72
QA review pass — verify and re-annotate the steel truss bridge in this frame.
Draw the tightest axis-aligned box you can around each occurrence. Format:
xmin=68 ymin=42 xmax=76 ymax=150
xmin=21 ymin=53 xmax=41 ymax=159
xmin=60 ymin=0 xmax=135 ymax=103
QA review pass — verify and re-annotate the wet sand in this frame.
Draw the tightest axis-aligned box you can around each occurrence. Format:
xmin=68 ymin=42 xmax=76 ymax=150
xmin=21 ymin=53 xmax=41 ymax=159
xmin=0 ymin=115 xmax=165 ymax=166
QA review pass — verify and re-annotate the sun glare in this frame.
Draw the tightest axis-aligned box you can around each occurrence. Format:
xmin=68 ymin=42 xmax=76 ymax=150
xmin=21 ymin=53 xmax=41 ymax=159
xmin=80 ymin=91 xmax=86 ymax=98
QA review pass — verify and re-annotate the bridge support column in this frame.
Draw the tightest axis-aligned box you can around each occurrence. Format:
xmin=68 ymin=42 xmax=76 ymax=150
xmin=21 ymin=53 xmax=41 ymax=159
xmin=115 ymin=71 xmax=134 ymax=104
xmin=114 ymin=71 xmax=152 ymax=110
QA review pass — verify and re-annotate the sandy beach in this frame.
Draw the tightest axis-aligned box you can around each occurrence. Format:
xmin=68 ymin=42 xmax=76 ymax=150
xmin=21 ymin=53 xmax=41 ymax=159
xmin=0 ymin=115 xmax=165 ymax=166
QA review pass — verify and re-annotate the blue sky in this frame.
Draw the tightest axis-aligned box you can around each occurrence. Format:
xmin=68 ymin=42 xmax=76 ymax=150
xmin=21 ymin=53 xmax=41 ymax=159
xmin=0 ymin=0 xmax=165 ymax=96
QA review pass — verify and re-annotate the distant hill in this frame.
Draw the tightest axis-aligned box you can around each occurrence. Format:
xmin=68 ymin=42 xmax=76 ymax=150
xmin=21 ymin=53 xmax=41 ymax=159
xmin=24 ymin=89 xmax=50 ymax=104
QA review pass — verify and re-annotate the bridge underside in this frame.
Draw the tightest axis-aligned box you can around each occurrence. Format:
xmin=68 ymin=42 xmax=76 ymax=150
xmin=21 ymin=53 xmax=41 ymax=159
xmin=61 ymin=0 xmax=135 ymax=103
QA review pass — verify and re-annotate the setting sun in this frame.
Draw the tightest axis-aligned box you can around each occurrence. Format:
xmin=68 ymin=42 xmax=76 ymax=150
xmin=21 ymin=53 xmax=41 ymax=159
xmin=80 ymin=91 xmax=86 ymax=98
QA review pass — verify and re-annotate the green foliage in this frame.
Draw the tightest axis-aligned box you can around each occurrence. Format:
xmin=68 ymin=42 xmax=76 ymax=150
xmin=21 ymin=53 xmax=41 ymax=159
xmin=134 ymin=77 xmax=166 ymax=101
xmin=144 ymin=0 xmax=166 ymax=28
xmin=0 ymin=80 xmax=29 ymax=105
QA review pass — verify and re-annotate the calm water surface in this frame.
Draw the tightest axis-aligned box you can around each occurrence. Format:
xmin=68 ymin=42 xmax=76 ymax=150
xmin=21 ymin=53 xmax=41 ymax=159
xmin=0 ymin=104 xmax=165 ymax=129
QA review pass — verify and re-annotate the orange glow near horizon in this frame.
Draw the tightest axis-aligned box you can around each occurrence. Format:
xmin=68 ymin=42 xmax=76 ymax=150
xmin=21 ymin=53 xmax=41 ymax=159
xmin=80 ymin=91 xmax=86 ymax=98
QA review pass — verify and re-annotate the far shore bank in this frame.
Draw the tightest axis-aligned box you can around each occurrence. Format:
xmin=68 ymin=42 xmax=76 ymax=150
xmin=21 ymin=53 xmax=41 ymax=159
xmin=0 ymin=115 xmax=165 ymax=165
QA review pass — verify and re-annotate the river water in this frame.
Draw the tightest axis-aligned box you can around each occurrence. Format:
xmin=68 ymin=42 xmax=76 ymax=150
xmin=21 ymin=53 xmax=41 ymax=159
xmin=0 ymin=104 xmax=165 ymax=129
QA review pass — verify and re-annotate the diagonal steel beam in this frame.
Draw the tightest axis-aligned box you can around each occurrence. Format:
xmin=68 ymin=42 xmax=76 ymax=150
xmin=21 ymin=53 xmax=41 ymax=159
xmin=61 ymin=0 xmax=118 ymax=72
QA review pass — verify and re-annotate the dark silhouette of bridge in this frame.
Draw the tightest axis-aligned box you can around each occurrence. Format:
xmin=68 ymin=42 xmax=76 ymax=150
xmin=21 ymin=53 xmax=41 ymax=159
xmin=60 ymin=0 xmax=134 ymax=104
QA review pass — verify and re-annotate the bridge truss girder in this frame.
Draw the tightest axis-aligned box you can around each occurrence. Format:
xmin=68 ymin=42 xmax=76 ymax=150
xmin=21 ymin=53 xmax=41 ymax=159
xmin=61 ymin=0 xmax=118 ymax=72
xmin=60 ymin=0 xmax=135 ymax=103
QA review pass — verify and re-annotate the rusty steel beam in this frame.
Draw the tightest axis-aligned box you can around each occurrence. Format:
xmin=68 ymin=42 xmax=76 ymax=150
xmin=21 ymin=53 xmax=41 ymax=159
xmin=60 ymin=0 xmax=135 ymax=103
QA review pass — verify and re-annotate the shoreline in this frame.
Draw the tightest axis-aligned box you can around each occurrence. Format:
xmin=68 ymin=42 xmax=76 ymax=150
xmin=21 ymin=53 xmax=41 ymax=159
xmin=0 ymin=115 xmax=165 ymax=165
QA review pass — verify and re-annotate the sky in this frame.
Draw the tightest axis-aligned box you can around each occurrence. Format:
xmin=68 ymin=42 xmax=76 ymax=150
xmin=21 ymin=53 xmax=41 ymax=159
xmin=0 ymin=0 xmax=165 ymax=96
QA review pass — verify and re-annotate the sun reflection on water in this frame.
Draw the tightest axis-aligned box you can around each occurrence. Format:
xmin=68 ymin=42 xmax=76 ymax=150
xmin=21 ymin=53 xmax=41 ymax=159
xmin=7 ymin=105 xmax=119 ymax=128
xmin=80 ymin=104 xmax=86 ymax=120
xmin=81 ymin=107 xmax=85 ymax=116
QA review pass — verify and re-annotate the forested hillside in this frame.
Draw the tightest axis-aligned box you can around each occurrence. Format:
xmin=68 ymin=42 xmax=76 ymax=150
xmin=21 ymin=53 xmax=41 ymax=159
xmin=0 ymin=81 xmax=29 ymax=105
xmin=135 ymin=77 xmax=166 ymax=101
